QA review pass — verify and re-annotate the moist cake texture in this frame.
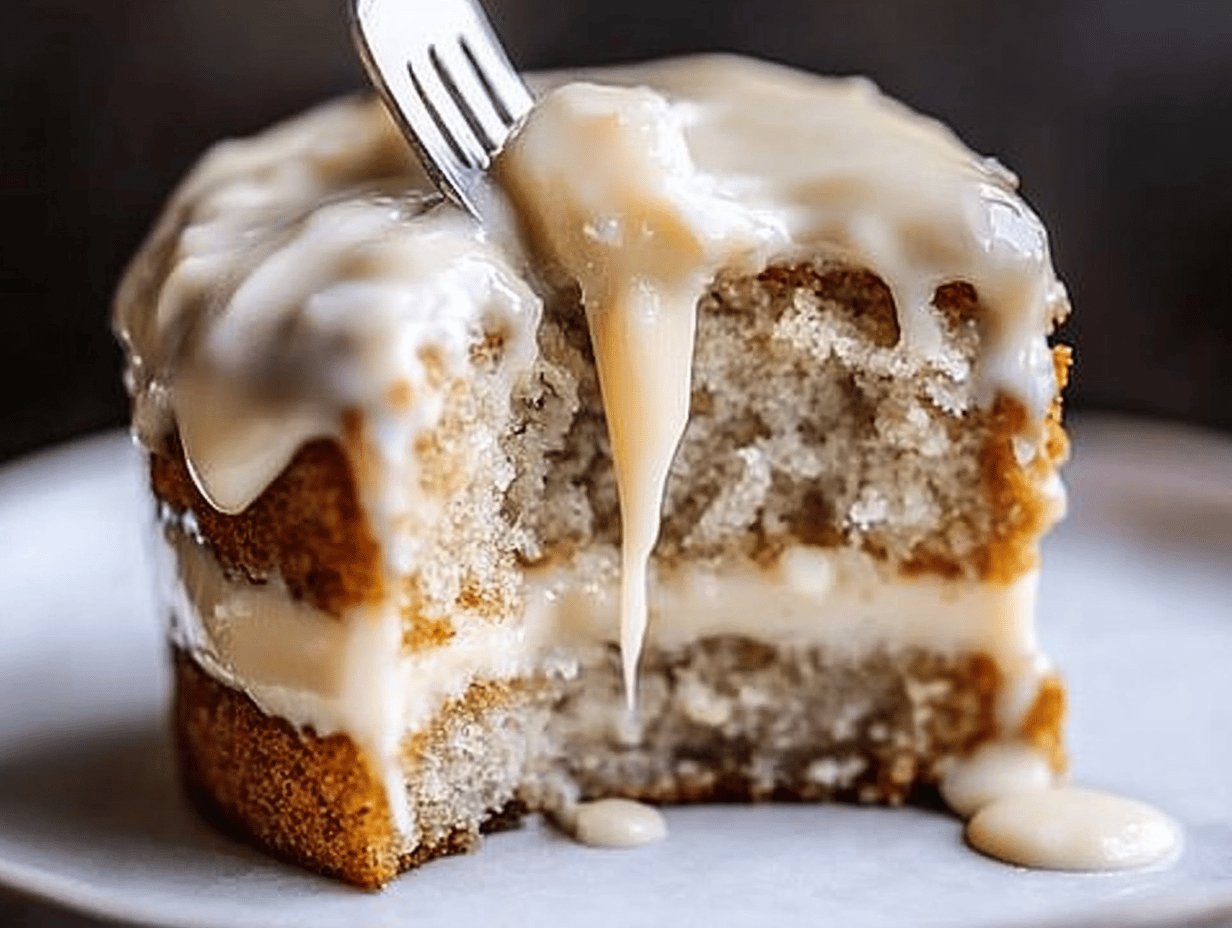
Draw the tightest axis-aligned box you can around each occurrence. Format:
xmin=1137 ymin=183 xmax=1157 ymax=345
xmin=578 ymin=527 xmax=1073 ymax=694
xmin=116 ymin=54 xmax=1072 ymax=887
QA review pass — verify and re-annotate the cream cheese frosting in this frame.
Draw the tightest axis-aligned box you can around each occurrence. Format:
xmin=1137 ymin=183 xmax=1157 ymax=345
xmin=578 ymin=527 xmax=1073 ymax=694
xmin=498 ymin=59 xmax=1066 ymax=704
xmin=161 ymin=520 xmax=1048 ymax=738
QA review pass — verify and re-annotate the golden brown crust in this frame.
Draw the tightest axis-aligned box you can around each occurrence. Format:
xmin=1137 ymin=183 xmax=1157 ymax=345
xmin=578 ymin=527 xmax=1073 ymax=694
xmin=174 ymin=648 xmax=529 ymax=889
xmin=172 ymin=647 xmax=401 ymax=888
xmin=151 ymin=434 xmax=384 ymax=617
xmin=975 ymin=397 xmax=1049 ymax=582
xmin=1018 ymin=673 xmax=1068 ymax=773
xmin=159 ymin=258 xmax=1071 ymax=887
xmin=174 ymin=633 xmax=1063 ymax=888
xmin=975 ymin=345 xmax=1072 ymax=584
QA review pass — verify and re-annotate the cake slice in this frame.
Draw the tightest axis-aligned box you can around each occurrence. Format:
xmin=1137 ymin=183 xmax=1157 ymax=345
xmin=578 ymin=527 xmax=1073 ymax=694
xmin=115 ymin=54 xmax=1071 ymax=888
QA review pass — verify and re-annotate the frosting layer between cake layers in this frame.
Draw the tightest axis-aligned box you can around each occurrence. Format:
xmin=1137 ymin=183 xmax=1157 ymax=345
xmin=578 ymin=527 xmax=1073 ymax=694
xmin=163 ymin=521 xmax=1051 ymax=741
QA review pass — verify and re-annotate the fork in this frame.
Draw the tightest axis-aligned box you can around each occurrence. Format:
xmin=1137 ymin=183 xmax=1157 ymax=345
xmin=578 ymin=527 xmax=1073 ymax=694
xmin=349 ymin=0 xmax=534 ymax=217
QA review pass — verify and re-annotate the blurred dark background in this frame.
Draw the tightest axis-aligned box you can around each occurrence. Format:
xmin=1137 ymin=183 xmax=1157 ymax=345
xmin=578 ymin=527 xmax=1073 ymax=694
xmin=4 ymin=0 xmax=1232 ymax=464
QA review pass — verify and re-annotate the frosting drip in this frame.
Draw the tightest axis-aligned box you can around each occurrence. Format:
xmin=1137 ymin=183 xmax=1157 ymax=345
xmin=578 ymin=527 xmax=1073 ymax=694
xmin=967 ymin=787 xmax=1181 ymax=871
xmin=114 ymin=99 xmax=541 ymax=517
xmin=567 ymin=799 xmax=668 ymax=848
xmin=496 ymin=60 xmax=1065 ymax=702
xmin=499 ymin=82 xmax=782 ymax=701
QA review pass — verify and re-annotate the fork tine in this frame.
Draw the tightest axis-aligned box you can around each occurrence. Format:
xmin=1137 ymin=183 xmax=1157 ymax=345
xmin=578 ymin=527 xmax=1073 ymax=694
xmin=391 ymin=68 xmax=473 ymax=204
xmin=350 ymin=0 xmax=533 ymax=215
xmin=428 ymin=41 xmax=506 ymax=153
xmin=376 ymin=50 xmax=477 ymax=206
xmin=407 ymin=50 xmax=490 ymax=171
xmin=456 ymin=7 xmax=533 ymax=128
xmin=458 ymin=35 xmax=514 ymax=128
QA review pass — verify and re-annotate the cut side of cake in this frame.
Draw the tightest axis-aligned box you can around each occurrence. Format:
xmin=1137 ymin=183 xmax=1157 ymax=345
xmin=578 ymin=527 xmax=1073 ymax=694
xmin=116 ymin=55 xmax=1072 ymax=888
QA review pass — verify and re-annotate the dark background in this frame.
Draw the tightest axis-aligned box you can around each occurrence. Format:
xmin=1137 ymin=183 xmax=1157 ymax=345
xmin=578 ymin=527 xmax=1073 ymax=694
xmin=5 ymin=0 xmax=1232 ymax=464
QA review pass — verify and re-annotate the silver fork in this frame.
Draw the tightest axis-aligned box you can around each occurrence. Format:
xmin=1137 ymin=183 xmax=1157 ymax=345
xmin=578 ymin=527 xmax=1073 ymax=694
xmin=349 ymin=0 xmax=534 ymax=217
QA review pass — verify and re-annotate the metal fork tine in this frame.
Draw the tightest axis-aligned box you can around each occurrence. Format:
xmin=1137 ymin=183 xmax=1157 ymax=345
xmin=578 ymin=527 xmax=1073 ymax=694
xmin=381 ymin=54 xmax=477 ymax=205
xmin=405 ymin=68 xmax=472 ymax=175
xmin=350 ymin=0 xmax=534 ymax=215
xmin=456 ymin=18 xmax=533 ymax=129
xmin=457 ymin=35 xmax=513 ymax=128
xmin=429 ymin=41 xmax=506 ymax=153
xmin=354 ymin=40 xmax=449 ymax=180
xmin=407 ymin=52 xmax=489 ymax=171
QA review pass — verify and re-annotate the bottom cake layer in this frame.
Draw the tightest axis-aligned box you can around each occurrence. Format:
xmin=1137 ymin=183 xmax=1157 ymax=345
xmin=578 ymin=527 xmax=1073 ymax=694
xmin=173 ymin=649 xmax=536 ymax=888
xmin=541 ymin=639 xmax=1007 ymax=806
xmin=172 ymin=633 xmax=1064 ymax=888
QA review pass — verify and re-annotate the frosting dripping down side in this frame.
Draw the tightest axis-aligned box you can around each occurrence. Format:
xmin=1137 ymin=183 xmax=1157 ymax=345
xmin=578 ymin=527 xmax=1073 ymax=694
xmin=500 ymin=82 xmax=784 ymax=701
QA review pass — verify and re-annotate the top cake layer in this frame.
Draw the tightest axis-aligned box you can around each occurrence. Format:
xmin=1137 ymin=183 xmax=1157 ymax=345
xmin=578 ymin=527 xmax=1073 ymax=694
xmin=115 ymin=54 xmax=1068 ymax=529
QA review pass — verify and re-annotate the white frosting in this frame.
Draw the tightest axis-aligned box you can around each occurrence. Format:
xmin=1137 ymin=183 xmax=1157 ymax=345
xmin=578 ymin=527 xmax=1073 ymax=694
xmin=967 ymin=787 xmax=1181 ymax=871
xmin=550 ymin=57 xmax=1068 ymax=417
xmin=168 ymin=524 xmax=1179 ymax=872
xmin=941 ymin=741 xmax=1181 ymax=873
xmin=115 ymin=99 xmax=541 ymax=528
xmin=568 ymin=799 xmax=668 ymax=848
xmin=940 ymin=740 xmax=1056 ymax=818
xmin=497 ymin=66 xmax=1065 ymax=698
xmin=117 ymin=55 xmax=1067 ymax=541
xmin=525 ymin=549 xmax=1045 ymax=704
xmin=164 ymin=518 xmax=1045 ymax=750
xmin=116 ymin=59 xmax=1068 ymax=689
xmin=161 ymin=519 xmax=416 ymax=834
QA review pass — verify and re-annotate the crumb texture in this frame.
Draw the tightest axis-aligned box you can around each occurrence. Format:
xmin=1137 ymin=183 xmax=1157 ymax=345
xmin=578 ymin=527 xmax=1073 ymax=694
xmin=173 ymin=649 xmax=537 ymax=888
xmin=172 ymin=629 xmax=1061 ymax=886
xmin=151 ymin=261 xmax=1067 ymax=647
xmin=162 ymin=261 xmax=1069 ymax=887
xmin=400 ymin=680 xmax=544 ymax=851
xmin=504 ymin=264 xmax=1066 ymax=581
xmin=534 ymin=637 xmax=1002 ymax=806
xmin=387 ymin=356 xmax=526 ymax=652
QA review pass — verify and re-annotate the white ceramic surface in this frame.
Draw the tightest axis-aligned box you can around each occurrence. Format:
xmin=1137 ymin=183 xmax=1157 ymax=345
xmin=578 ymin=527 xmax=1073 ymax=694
xmin=0 ymin=418 xmax=1230 ymax=928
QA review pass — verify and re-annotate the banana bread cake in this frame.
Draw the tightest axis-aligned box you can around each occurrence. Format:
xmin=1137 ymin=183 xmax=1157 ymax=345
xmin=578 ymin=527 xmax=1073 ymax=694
xmin=114 ymin=54 xmax=1071 ymax=888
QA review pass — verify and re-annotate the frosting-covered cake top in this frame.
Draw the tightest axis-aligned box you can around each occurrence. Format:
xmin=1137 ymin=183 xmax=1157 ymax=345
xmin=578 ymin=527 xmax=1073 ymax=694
xmin=116 ymin=54 xmax=1067 ymax=521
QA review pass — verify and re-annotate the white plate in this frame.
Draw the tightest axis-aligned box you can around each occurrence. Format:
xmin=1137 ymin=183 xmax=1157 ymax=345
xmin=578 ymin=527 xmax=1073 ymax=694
xmin=0 ymin=418 xmax=1230 ymax=928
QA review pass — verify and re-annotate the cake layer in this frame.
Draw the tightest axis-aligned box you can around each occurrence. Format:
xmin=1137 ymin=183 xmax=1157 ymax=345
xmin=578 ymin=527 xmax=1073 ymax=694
xmin=159 ymin=499 xmax=1065 ymax=872
xmin=117 ymin=56 xmax=1069 ymax=583
xmin=511 ymin=262 xmax=1070 ymax=582
xmin=544 ymin=639 xmax=1012 ymax=806
xmin=172 ymin=621 xmax=1062 ymax=889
